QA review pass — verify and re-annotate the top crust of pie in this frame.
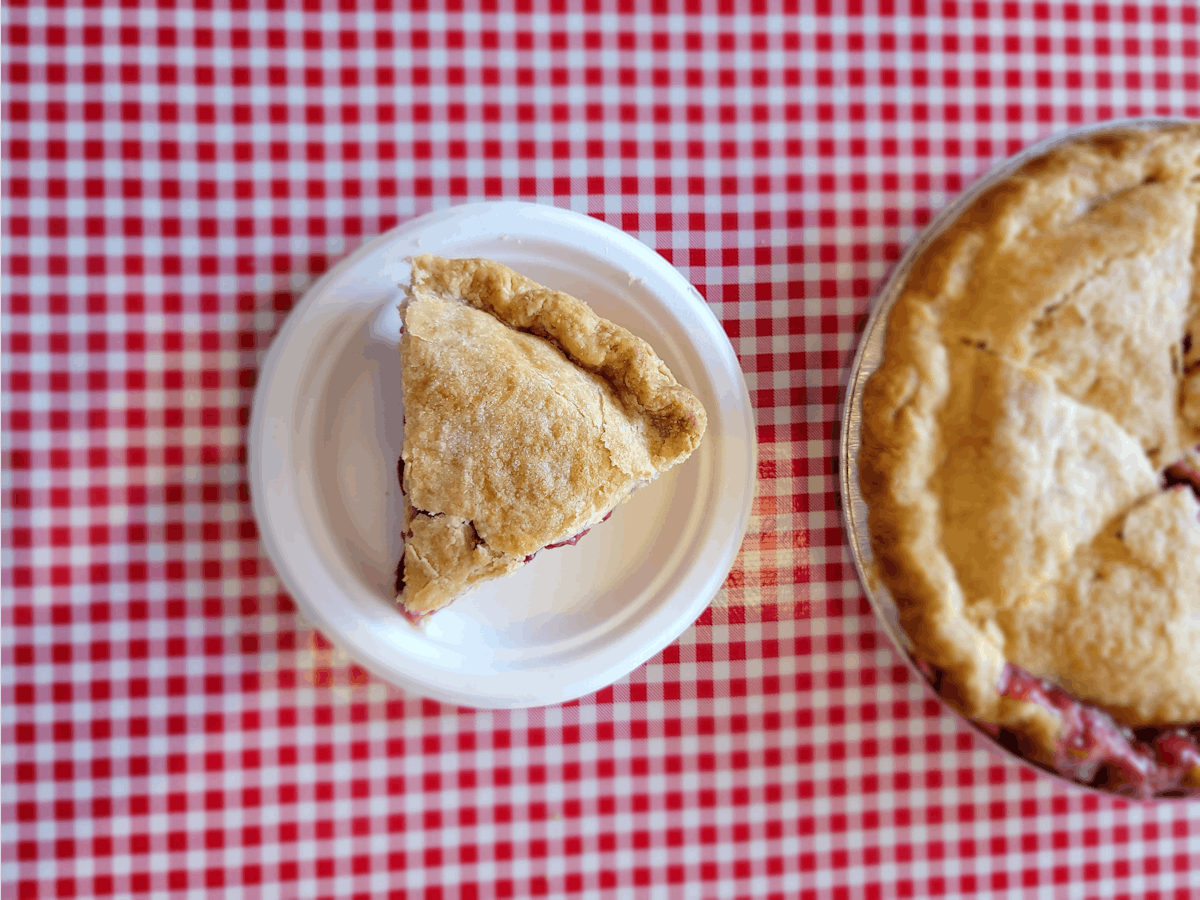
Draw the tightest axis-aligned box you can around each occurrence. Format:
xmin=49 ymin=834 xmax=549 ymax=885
xmin=398 ymin=255 xmax=707 ymax=614
xmin=859 ymin=123 xmax=1200 ymax=742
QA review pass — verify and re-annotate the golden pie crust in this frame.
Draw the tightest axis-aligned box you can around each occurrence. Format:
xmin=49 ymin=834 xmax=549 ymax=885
xmin=859 ymin=124 xmax=1200 ymax=755
xmin=397 ymin=255 xmax=707 ymax=616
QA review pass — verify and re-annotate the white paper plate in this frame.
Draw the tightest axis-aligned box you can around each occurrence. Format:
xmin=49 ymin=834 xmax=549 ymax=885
xmin=249 ymin=201 xmax=756 ymax=708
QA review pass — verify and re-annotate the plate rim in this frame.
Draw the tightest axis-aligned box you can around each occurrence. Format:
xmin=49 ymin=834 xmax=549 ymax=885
xmin=249 ymin=200 xmax=758 ymax=709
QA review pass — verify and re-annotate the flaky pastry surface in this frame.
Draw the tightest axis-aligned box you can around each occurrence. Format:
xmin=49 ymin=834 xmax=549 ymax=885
xmin=397 ymin=255 xmax=707 ymax=615
xmin=859 ymin=123 xmax=1200 ymax=749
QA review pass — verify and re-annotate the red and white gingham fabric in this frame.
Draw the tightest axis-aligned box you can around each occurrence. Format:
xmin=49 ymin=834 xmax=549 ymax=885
xmin=4 ymin=3 xmax=1200 ymax=898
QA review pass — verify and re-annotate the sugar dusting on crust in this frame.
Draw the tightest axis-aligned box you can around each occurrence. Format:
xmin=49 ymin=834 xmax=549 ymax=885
xmin=409 ymin=254 xmax=708 ymax=467
xmin=394 ymin=255 xmax=708 ymax=617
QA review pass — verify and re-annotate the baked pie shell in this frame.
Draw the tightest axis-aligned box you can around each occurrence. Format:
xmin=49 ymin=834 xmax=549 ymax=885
xmin=855 ymin=123 xmax=1200 ymax=765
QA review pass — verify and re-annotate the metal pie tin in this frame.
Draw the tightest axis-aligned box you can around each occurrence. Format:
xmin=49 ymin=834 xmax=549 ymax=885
xmin=838 ymin=118 xmax=1198 ymax=800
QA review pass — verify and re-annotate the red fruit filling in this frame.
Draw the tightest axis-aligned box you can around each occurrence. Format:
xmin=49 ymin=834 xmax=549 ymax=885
xmin=995 ymin=666 xmax=1200 ymax=799
xmin=523 ymin=511 xmax=613 ymax=562
xmin=913 ymin=661 xmax=1200 ymax=799
xmin=1164 ymin=459 xmax=1200 ymax=497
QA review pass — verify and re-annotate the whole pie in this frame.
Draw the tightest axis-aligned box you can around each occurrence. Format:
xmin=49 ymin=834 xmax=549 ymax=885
xmin=858 ymin=123 xmax=1200 ymax=796
xmin=396 ymin=255 xmax=707 ymax=618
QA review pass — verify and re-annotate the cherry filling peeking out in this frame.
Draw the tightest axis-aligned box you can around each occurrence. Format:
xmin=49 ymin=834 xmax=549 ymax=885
xmin=524 ymin=511 xmax=613 ymax=562
xmin=915 ymin=443 xmax=1200 ymax=799
xmin=395 ymin=452 xmax=615 ymax=622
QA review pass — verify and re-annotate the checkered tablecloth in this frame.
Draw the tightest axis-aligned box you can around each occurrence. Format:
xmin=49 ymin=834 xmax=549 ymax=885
xmin=4 ymin=3 xmax=1199 ymax=898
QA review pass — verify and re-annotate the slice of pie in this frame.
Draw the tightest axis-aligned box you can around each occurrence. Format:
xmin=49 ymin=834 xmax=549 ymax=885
xmin=858 ymin=122 xmax=1200 ymax=797
xmin=395 ymin=254 xmax=707 ymax=619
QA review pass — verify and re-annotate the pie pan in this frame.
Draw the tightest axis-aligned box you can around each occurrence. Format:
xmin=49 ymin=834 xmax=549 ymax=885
xmin=839 ymin=118 xmax=1198 ymax=799
xmin=249 ymin=201 xmax=756 ymax=709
